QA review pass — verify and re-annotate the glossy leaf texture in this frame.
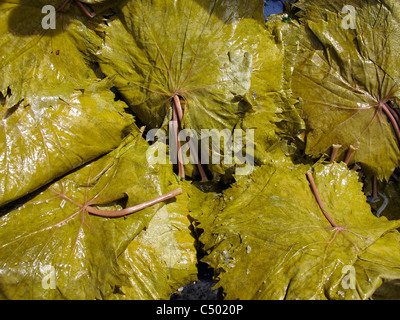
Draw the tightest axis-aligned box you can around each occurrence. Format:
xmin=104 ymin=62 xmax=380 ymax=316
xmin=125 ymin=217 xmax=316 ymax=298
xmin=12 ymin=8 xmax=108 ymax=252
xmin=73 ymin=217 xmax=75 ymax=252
xmin=95 ymin=0 xmax=302 ymax=175
xmin=0 ymin=0 xmax=106 ymax=109
xmin=0 ymin=130 xmax=183 ymax=299
xmin=2 ymin=0 xmax=400 ymax=301
xmin=111 ymin=182 xmax=203 ymax=299
xmin=286 ymin=0 xmax=400 ymax=180
xmin=0 ymin=81 xmax=135 ymax=206
xmin=200 ymin=153 xmax=400 ymax=299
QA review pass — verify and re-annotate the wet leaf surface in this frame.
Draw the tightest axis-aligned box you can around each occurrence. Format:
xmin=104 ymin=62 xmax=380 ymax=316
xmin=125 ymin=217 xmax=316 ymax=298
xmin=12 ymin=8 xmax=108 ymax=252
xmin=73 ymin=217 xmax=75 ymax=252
xmin=0 ymin=131 xmax=181 ymax=299
xmin=288 ymin=0 xmax=400 ymax=179
xmin=0 ymin=82 xmax=134 ymax=206
xmin=200 ymin=154 xmax=400 ymax=299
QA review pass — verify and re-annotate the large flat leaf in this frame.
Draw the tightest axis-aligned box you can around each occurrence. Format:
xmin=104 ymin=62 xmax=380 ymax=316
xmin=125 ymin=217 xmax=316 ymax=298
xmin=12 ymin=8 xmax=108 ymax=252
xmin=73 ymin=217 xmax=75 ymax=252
xmin=0 ymin=130 xmax=180 ymax=299
xmin=98 ymin=0 xmax=273 ymax=126
xmin=200 ymin=156 xmax=400 ymax=299
xmin=0 ymin=0 xmax=102 ymax=108
xmin=0 ymin=81 xmax=134 ymax=206
xmin=96 ymin=0 xmax=297 ymax=175
xmin=112 ymin=182 xmax=199 ymax=300
xmin=290 ymin=0 xmax=400 ymax=180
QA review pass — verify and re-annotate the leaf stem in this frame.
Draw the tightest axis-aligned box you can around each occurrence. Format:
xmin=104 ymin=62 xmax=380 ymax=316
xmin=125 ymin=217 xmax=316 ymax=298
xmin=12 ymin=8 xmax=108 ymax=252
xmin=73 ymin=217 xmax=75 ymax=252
xmin=344 ymin=145 xmax=357 ymax=165
xmin=372 ymin=175 xmax=378 ymax=201
xmin=74 ymin=0 xmax=96 ymax=18
xmin=388 ymin=105 xmax=400 ymax=124
xmin=172 ymin=102 xmax=185 ymax=180
xmin=58 ymin=0 xmax=96 ymax=17
xmin=186 ymin=136 xmax=209 ymax=182
xmin=173 ymin=94 xmax=184 ymax=122
xmin=172 ymin=94 xmax=208 ymax=182
xmin=306 ymin=171 xmax=339 ymax=228
xmin=395 ymin=108 xmax=400 ymax=121
xmin=381 ymin=102 xmax=400 ymax=145
xmin=330 ymin=144 xmax=342 ymax=163
xmin=57 ymin=0 xmax=73 ymax=12
xmin=86 ymin=187 xmax=183 ymax=218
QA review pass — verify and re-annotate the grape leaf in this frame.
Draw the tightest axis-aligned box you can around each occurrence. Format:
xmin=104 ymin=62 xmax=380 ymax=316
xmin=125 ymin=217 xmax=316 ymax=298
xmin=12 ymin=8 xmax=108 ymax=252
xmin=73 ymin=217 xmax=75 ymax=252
xmin=355 ymin=230 xmax=400 ymax=299
xmin=112 ymin=182 xmax=200 ymax=300
xmin=97 ymin=0 xmax=275 ymax=127
xmin=96 ymin=0 xmax=297 ymax=175
xmin=0 ymin=0 xmax=102 ymax=108
xmin=0 ymin=130 xmax=180 ymax=299
xmin=289 ymin=0 xmax=400 ymax=180
xmin=0 ymin=80 xmax=135 ymax=206
xmin=200 ymin=156 xmax=400 ymax=299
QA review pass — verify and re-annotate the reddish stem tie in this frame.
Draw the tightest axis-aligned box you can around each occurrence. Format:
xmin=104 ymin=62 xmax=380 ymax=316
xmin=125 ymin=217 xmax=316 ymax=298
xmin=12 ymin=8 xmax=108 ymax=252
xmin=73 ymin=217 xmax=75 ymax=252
xmin=87 ymin=187 xmax=183 ymax=218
